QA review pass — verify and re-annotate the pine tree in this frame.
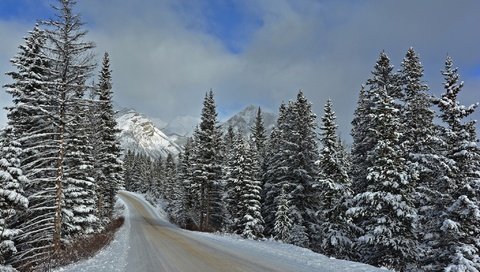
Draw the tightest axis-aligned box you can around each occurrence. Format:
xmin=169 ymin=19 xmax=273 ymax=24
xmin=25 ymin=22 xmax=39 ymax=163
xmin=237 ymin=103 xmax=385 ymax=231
xmin=316 ymin=99 xmax=356 ymax=260
xmin=222 ymin=126 xmax=236 ymax=230
xmin=431 ymin=56 xmax=480 ymax=271
xmin=262 ymin=102 xmax=291 ymax=236
xmin=239 ymin=142 xmax=264 ymax=239
xmin=288 ymin=91 xmax=320 ymax=247
xmin=191 ymin=91 xmax=224 ymax=231
xmin=177 ymin=138 xmax=197 ymax=229
xmin=63 ymin=85 xmax=98 ymax=237
xmin=0 ymin=127 xmax=28 ymax=267
xmin=95 ymin=52 xmax=124 ymax=222
xmin=3 ymin=25 xmax=59 ymax=269
xmin=39 ymin=0 xmax=98 ymax=252
xmin=398 ymin=48 xmax=446 ymax=268
xmin=347 ymin=52 xmax=418 ymax=270
xmin=224 ymin=132 xmax=242 ymax=232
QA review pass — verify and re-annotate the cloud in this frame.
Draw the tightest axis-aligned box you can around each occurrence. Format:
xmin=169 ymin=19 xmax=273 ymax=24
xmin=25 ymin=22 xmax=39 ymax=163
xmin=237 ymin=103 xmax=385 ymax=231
xmin=1 ymin=0 xmax=479 ymax=140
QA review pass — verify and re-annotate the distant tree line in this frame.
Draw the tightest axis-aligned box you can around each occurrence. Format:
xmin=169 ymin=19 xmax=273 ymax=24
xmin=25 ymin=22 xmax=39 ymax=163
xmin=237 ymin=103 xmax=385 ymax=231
xmin=125 ymin=48 xmax=480 ymax=271
xmin=0 ymin=1 xmax=123 ymax=271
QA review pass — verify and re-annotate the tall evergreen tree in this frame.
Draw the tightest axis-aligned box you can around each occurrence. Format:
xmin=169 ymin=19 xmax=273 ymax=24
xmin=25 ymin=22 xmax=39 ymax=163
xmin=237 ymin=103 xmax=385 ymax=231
xmin=431 ymin=56 xmax=480 ymax=271
xmin=4 ymin=25 xmax=59 ymax=269
xmin=190 ymin=91 xmax=224 ymax=231
xmin=63 ymin=85 xmax=98 ymax=237
xmin=262 ymin=102 xmax=291 ymax=237
xmin=41 ymin=0 xmax=97 ymax=251
xmin=347 ymin=52 xmax=418 ymax=271
xmin=95 ymin=52 xmax=124 ymax=222
xmin=398 ymin=48 xmax=447 ymax=268
xmin=316 ymin=99 xmax=356 ymax=260
xmin=239 ymin=142 xmax=264 ymax=240
xmin=288 ymin=91 xmax=320 ymax=247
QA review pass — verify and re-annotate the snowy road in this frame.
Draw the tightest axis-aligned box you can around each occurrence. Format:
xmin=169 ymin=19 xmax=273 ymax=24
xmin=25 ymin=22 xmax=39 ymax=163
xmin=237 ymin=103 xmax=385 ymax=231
xmin=57 ymin=191 xmax=385 ymax=272
xmin=121 ymin=192 xmax=298 ymax=272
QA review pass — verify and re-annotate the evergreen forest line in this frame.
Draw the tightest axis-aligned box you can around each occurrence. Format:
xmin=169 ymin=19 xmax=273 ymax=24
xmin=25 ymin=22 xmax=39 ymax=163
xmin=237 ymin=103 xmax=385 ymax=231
xmin=124 ymin=49 xmax=480 ymax=272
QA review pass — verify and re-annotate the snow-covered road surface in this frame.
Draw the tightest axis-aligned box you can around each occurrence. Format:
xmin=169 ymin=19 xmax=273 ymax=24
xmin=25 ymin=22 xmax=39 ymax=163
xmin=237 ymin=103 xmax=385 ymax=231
xmin=57 ymin=191 xmax=386 ymax=272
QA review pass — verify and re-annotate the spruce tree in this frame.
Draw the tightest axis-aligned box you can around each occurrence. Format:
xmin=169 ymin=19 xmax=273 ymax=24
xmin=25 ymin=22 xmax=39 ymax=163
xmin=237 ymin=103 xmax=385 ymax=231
xmin=431 ymin=56 xmax=480 ymax=271
xmin=4 ymin=25 xmax=59 ymax=269
xmin=39 ymin=0 xmax=98 ymax=252
xmin=288 ymin=91 xmax=320 ymax=247
xmin=262 ymin=102 xmax=291 ymax=236
xmin=63 ymin=85 xmax=98 ymax=237
xmin=347 ymin=52 xmax=418 ymax=270
xmin=95 ymin=52 xmax=124 ymax=222
xmin=398 ymin=48 xmax=445 ymax=267
xmin=316 ymin=99 xmax=356 ymax=260
xmin=191 ymin=91 xmax=224 ymax=231
xmin=238 ymin=142 xmax=264 ymax=239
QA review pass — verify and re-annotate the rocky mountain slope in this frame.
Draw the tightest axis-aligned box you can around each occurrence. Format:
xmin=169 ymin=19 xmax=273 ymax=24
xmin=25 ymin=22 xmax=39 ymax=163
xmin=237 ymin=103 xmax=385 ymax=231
xmin=116 ymin=110 xmax=181 ymax=159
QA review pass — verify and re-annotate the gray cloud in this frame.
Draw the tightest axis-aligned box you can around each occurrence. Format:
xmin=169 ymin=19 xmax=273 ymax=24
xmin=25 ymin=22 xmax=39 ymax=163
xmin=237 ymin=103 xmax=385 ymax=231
xmin=1 ymin=0 xmax=479 ymax=141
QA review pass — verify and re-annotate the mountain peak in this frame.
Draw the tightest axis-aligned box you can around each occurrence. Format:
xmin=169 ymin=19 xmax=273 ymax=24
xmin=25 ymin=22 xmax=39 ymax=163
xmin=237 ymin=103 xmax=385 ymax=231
xmin=116 ymin=110 xmax=181 ymax=159
xmin=221 ymin=105 xmax=276 ymax=136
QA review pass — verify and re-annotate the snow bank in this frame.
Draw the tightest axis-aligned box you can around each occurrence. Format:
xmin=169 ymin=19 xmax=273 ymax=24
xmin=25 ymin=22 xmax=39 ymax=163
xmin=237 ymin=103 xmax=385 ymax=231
xmin=54 ymin=199 xmax=131 ymax=272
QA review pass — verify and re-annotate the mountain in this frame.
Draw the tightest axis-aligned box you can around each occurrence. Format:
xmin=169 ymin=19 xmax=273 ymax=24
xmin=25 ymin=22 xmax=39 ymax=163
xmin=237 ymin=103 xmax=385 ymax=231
xmin=221 ymin=105 xmax=276 ymax=137
xmin=116 ymin=110 xmax=181 ymax=159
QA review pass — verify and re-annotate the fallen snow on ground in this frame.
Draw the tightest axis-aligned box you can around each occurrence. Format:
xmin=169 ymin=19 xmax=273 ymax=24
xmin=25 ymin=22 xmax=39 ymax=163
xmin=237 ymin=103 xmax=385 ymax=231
xmin=191 ymin=232 xmax=387 ymax=272
xmin=54 ymin=199 xmax=131 ymax=272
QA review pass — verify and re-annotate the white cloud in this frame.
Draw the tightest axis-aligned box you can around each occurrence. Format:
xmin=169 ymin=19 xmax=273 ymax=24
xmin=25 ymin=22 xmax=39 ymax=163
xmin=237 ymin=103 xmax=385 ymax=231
xmin=1 ymin=0 xmax=479 ymax=140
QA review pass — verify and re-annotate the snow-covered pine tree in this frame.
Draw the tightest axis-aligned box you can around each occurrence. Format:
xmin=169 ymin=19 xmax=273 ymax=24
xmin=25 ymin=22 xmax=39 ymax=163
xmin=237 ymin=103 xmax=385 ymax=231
xmin=239 ymin=142 xmax=264 ymax=240
xmin=347 ymin=52 xmax=418 ymax=271
xmin=222 ymin=125 xmax=236 ymax=230
xmin=63 ymin=85 xmax=98 ymax=237
xmin=316 ymin=99 xmax=356 ymax=260
xmin=95 ymin=52 xmax=124 ymax=222
xmin=41 ymin=0 xmax=97 ymax=251
xmin=224 ymin=131 xmax=242 ymax=232
xmin=0 ymin=127 xmax=28 ymax=268
xmin=191 ymin=91 xmax=224 ymax=231
xmin=262 ymin=102 xmax=291 ymax=237
xmin=3 ymin=25 xmax=59 ymax=269
xmin=288 ymin=91 xmax=320 ymax=247
xmin=273 ymin=185 xmax=292 ymax=242
xmin=177 ymin=138 xmax=198 ymax=229
xmin=431 ymin=56 xmax=480 ymax=271
xmin=398 ymin=48 xmax=446 ymax=267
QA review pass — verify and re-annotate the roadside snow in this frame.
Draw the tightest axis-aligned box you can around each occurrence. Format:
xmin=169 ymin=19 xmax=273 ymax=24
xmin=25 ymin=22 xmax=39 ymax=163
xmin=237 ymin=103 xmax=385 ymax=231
xmin=54 ymin=199 xmax=131 ymax=272
xmin=189 ymin=232 xmax=387 ymax=272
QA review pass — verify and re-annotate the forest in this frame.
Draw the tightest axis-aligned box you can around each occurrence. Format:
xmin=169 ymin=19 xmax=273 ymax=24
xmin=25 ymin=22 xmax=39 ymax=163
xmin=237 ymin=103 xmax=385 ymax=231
xmin=0 ymin=1 xmax=123 ymax=271
xmin=124 ymin=50 xmax=480 ymax=271
xmin=0 ymin=0 xmax=479 ymax=271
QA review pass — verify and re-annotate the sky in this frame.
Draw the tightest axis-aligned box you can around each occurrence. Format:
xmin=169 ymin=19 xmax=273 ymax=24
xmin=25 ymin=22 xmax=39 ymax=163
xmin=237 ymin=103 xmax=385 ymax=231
xmin=0 ymin=0 xmax=479 ymax=140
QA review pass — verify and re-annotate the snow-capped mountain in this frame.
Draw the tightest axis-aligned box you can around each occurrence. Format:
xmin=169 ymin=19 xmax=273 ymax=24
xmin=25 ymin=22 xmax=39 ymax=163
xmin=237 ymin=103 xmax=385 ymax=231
xmin=116 ymin=110 xmax=181 ymax=159
xmin=221 ymin=105 xmax=276 ymax=137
